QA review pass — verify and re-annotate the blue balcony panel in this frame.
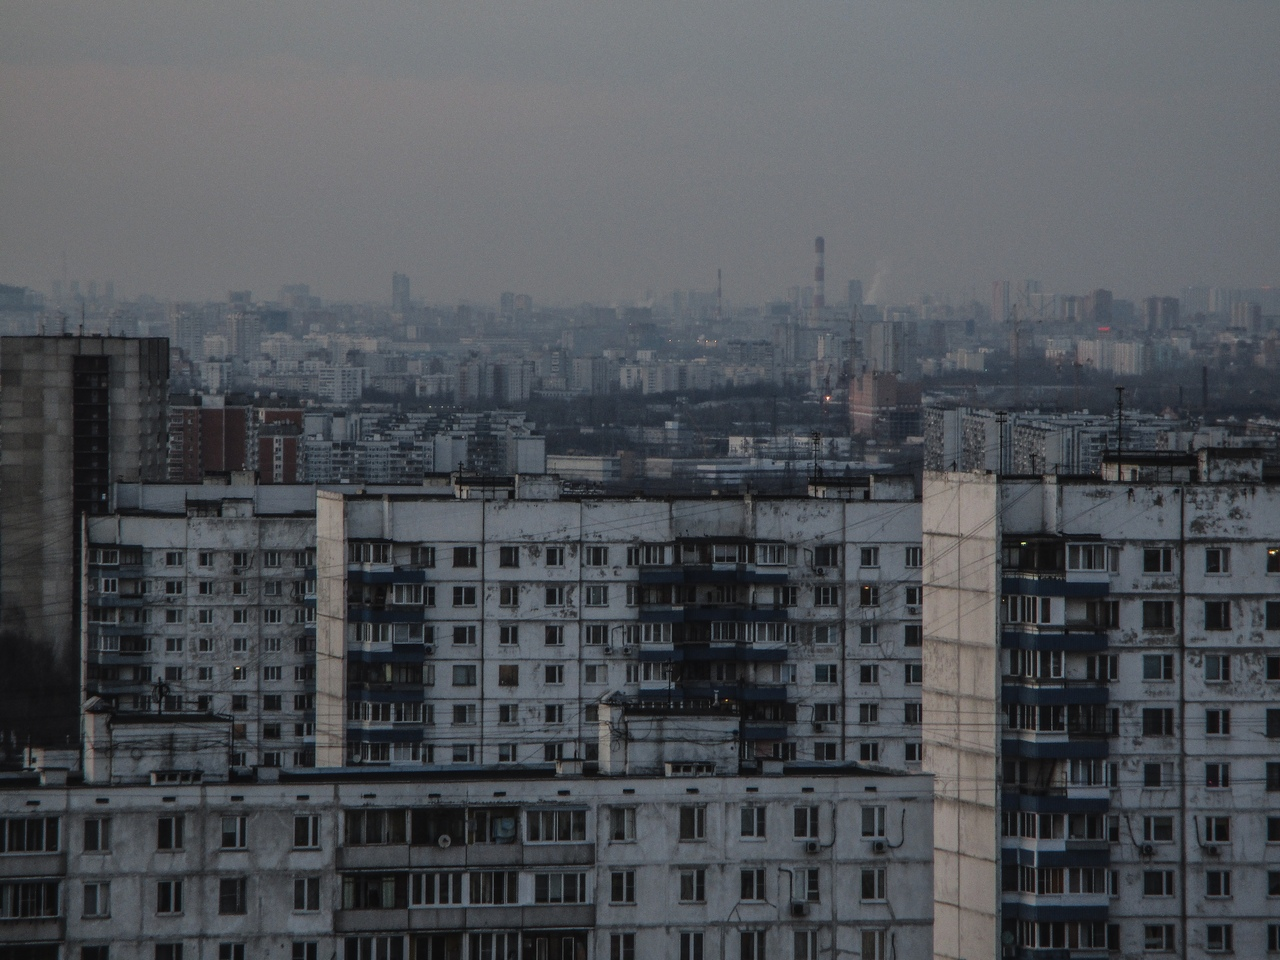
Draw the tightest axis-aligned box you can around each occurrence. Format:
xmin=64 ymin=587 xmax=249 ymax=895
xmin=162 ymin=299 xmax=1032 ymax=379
xmin=348 ymin=608 xmax=427 ymax=624
xmin=346 ymin=726 xmax=424 ymax=743
xmin=347 ymin=688 xmax=425 ymax=703
xmin=1002 ymin=739 xmax=1108 ymax=760
xmin=348 ymin=568 xmax=430 ymax=585
xmin=347 ymin=647 xmax=426 ymax=664
xmin=1002 ymin=846 xmax=1111 ymax=868
xmin=1002 ymin=793 xmax=1110 ymax=815
xmin=1002 ymin=685 xmax=1110 ymax=707
xmin=1001 ymin=902 xmax=1108 ymax=924
xmin=1002 ymin=578 xmax=1109 ymax=599
xmin=742 ymin=724 xmax=787 ymax=740
xmin=1001 ymin=631 xmax=1108 ymax=653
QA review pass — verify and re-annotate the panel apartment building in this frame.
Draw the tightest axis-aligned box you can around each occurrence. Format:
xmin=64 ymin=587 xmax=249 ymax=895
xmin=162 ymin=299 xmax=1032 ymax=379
xmin=81 ymin=475 xmax=924 ymax=776
xmin=1 ymin=705 xmax=933 ymax=960
xmin=924 ymin=449 xmax=1280 ymax=960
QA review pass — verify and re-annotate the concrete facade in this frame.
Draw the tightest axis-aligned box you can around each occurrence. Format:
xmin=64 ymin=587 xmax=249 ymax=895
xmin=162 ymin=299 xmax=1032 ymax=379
xmin=0 ymin=763 xmax=933 ymax=960
xmin=923 ymin=450 xmax=1280 ymax=959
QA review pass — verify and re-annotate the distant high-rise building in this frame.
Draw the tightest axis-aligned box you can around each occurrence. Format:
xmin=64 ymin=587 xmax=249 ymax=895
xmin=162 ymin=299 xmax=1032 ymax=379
xmin=1143 ymin=296 xmax=1181 ymax=331
xmin=1084 ymin=288 xmax=1113 ymax=326
xmin=500 ymin=291 xmax=515 ymax=319
xmin=991 ymin=279 xmax=1011 ymax=324
xmin=847 ymin=279 xmax=863 ymax=308
xmin=0 ymin=336 xmax=168 ymax=741
xmin=392 ymin=272 xmax=411 ymax=312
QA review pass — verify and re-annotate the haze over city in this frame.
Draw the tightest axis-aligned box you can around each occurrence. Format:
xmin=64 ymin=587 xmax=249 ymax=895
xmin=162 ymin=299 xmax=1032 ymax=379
xmin=3 ymin=0 xmax=1278 ymax=305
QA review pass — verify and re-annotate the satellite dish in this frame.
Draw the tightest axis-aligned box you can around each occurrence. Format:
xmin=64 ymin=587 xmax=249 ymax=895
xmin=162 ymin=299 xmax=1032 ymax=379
xmin=1002 ymin=931 xmax=1016 ymax=946
xmin=437 ymin=833 xmax=452 ymax=848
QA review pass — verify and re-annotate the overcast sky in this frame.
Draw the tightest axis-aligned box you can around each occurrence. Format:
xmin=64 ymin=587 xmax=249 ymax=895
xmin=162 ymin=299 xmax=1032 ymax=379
xmin=2 ymin=1 xmax=1277 ymax=307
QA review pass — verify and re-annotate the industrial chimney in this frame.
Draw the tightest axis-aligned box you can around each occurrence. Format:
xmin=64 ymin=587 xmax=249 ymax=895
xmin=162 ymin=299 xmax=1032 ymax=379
xmin=813 ymin=237 xmax=825 ymax=310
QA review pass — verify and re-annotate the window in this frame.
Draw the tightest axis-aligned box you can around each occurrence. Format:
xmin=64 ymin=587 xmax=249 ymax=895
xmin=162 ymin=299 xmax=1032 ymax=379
xmin=293 ymin=876 xmax=320 ymax=912
xmin=585 ymin=545 xmax=609 ymax=566
xmin=904 ymin=624 xmax=922 ymax=647
xmin=678 ymin=868 xmax=706 ymax=903
xmin=499 ymin=585 xmax=518 ymax=607
xmin=545 ymin=625 xmax=564 ymax=646
xmin=451 ymin=625 xmax=476 ymax=646
xmin=679 ymin=805 xmax=706 ymax=841
xmin=218 ymin=877 xmax=247 ymax=915
xmin=859 ymin=546 xmax=880 ymax=568
xmin=859 ymin=703 xmax=879 ymax=724
xmin=1267 ymin=709 xmax=1280 ymax=738
xmin=585 ymin=664 xmax=608 ymax=683
xmin=544 ymin=664 xmax=564 ymax=684
xmin=905 ymin=702 xmax=923 ymax=725
xmin=585 ymin=585 xmax=610 ymax=606
xmin=1143 ymin=870 xmax=1175 ymax=896
xmin=499 ymin=546 xmax=520 ymax=568
xmin=860 ymin=664 xmax=880 ymax=684
xmin=861 ymin=806 xmax=885 ymax=838
xmin=1205 ymin=654 xmax=1231 ymax=681
xmin=1206 ymin=709 xmax=1231 ymax=735
xmin=1143 ymin=816 xmax=1174 ymax=842
xmin=585 ymin=624 xmax=609 ymax=645
xmin=453 ymin=546 xmax=477 ymax=568
xmin=860 ymin=930 xmax=886 ymax=960
xmin=452 ymin=586 xmax=476 ymax=607
xmin=83 ymin=881 xmax=110 ymax=918
xmin=83 ymin=949 xmax=110 ymax=960
xmin=1269 ymin=763 xmax=1280 ymax=792
xmin=1270 ymin=925 xmax=1280 ymax=954
xmin=1206 ymin=924 xmax=1233 ymax=953
xmin=165 ymin=551 xmax=184 ymax=567
xmin=680 ymin=933 xmax=704 ymax=960
xmin=814 ymin=585 xmax=839 ymax=606
xmin=905 ymin=546 xmax=922 ymax=568
xmin=793 ymin=806 xmax=819 ymax=839
xmin=1144 ymin=762 xmax=1172 ymax=787
xmin=263 ymin=665 xmax=282 ymax=682
xmin=83 ymin=817 xmax=110 ymax=852
xmin=1205 ymin=602 xmax=1231 ymax=631
xmin=1205 ymin=816 xmax=1231 ymax=842
xmin=1205 ymin=548 xmax=1230 ymax=574
xmin=1143 ymin=654 xmax=1174 ymax=680
xmin=905 ymin=741 xmax=923 ymax=763
xmin=611 ymin=934 xmax=636 ymax=960
xmin=452 ymin=704 xmax=477 ymax=725
xmin=221 ymin=816 xmax=247 ymax=849
xmin=452 ymin=744 xmax=476 ymax=763
xmin=545 ymin=586 xmax=566 ymax=606
xmin=1145 ymin=925 xmax=1175 ymax=950
xmin=741 ymin=805 xmax=766 ymax=839
xmin=1271 ymin=817 xmax=1280 ymax=842
xmin=197 ymin=550 xmax=214 ymax=567
xmin=610 ymin=807 xmax=637 ymax=842
xmin=294 ymin=815 xmax=320 ymax=849
xmin=1143 ymin=601 xmax=1175 ymax=629
xmin=217 ymin=947 xmax=244 ymax=960
xmin=158 ymin=815 xmax=184 ymax=850
xmin=1142 ymin=708 xmax=1175 ymax=736
xmin=498 ymin=704 xmax=519 ymax=724
xmin=452 ymin=665 xmax=477 ymax=686
xmin=526 ymin=809 xmax=587 ymax=842
xmin=1271 ymin=656 xmax=1280 ymax=680
xmin=1205 ymin=763 xmax=1230 ymax=788
xmin=611 ymin=870 xmax=636 ymax=904
xmin=232 ymin=551 xmax=252 ymax=569
xmin=1206 ymin=870 xmax=1232 ymax=897
xmin=498 ymin=665 xmax=519 ymax=687
xmin=859 ymin=585 xmax=880 ymax=607
xmin=740 ymin=931 xmax=767 ymax=960
xmin=232 ymin=695 xmax=248 ymax=711
xmin=1143 ymin=548 xmax=1173 ymax=573
xmin=545 ymin=546 xmax=565 ymax=566
xmin=859 ymin=741 xmax=880 ymax=762
xmin=860 ymin=867 xmax=886 ymax=901
xmin=815 ymin=664 xmax=838 ymax=684
xmin=156 ymin=879 xmax=183 ymax=914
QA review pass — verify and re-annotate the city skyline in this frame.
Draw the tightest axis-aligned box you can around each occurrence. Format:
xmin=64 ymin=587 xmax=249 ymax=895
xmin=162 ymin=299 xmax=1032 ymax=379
xmin=2 ymin=2 xmax=1278 ymax=306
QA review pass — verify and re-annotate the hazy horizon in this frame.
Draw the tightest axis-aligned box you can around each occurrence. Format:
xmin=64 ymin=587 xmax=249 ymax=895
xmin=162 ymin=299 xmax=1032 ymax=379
xmin=2 ymin=1 xmax=1277 ymax=307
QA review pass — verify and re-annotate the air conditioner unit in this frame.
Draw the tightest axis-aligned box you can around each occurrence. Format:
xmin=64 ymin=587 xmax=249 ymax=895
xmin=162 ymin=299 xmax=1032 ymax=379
xmin=790 ymin=901 xmax=809 ymax=918
xmin=906 ymin=605 xmax=922 ymax=615
xmin=622 ymin=645 xmax=635 ymax=655
xmin=872 ymin=840 xmax=887 ymax=854
xmin=813 ymin=723 xmax=825 ymax=733
xmin=1206 ymin=844 xmax=1220 ymax=857
xmin=437 ymin=833 xmax=452 ymax=849
xmin=815 ymin=567 xmax=826 ymax=577
xmin=422 ymin=644 xmax=435 ymax=656
xmin=1140 ymin=843 xmax=1155 ymax=857
xmin=805 ymin=840 xmax=820 ymax=854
